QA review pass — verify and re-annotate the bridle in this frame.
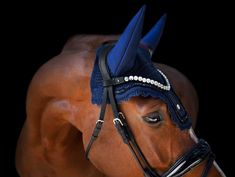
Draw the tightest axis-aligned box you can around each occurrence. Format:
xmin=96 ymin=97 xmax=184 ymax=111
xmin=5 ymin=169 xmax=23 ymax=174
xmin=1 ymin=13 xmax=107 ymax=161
xmin=86 ymin=43 xmax=215 ymax=177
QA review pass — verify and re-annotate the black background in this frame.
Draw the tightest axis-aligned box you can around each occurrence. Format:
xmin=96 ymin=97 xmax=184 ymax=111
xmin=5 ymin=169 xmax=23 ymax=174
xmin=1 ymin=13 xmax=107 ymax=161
xmin=6 ymin=0 xmax=232 ymax=176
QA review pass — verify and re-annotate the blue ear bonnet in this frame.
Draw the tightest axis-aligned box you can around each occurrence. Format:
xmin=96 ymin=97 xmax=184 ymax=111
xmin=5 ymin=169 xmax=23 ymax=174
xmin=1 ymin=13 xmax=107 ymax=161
xmin=90 ymin=5 xmax=192 ymax=130
xmin=91 ymin=45 xmax=192 ymax=130
xmin=91 ymin=46 xmax=166 ymax=103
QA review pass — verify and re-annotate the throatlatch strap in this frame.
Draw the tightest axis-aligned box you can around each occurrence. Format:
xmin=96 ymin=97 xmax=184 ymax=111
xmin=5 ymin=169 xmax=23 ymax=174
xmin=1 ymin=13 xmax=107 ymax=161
xmin=85 ymin=87 xmax=108 ymax=159
xmin=85 ymin=45 xmax=114 ymax=159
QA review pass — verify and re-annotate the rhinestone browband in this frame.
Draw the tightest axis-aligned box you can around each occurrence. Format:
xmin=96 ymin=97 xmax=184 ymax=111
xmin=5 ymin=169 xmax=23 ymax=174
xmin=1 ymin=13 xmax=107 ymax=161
xmin=123 ymin=69 xmax=171 ymax=91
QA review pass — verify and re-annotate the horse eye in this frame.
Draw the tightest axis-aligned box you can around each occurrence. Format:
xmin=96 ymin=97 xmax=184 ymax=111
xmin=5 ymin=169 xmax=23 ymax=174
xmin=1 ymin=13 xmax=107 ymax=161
xmin=143 ymin=112 xmax=163 ymax=124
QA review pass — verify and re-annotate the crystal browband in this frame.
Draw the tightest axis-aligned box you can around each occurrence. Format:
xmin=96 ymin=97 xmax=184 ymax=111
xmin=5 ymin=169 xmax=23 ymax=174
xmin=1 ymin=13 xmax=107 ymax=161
xmin=103 ymin=69 xmax=171 ymax=91
xmin=123 ymin=69 xmax=171 ymax=91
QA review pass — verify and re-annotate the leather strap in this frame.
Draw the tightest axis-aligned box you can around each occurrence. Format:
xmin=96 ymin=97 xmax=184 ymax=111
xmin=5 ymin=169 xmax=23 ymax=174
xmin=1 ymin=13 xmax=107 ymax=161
xmin=85 ymin=87 xmax=108 ymax=159
xmin=161 ymin=139 xmax=212 ymax=177
xmin=98 ymin=44 xmax=160 ymax=176
xmin=201 ymin=153 xmax=215 ymax=177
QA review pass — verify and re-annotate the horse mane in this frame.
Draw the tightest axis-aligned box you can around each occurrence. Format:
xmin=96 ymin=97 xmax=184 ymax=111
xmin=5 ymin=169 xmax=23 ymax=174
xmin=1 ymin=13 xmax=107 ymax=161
xmin=62 ymin=35 xmax=119 ymax=53
xmin=26 ymin=35 xmax=119 ymax=108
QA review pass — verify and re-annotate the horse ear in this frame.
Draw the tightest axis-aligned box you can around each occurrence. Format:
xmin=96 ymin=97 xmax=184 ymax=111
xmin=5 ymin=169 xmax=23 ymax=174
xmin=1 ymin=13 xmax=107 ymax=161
xmin=140 ymin=14 xmax=167 ymax=55
xmin=107 ymin=5 xmax=146 ymax=76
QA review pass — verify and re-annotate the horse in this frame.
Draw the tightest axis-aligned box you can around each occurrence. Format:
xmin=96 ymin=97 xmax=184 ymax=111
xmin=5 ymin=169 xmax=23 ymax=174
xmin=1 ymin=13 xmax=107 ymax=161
xmin=16 ymin=6 xmax=225 ymax=177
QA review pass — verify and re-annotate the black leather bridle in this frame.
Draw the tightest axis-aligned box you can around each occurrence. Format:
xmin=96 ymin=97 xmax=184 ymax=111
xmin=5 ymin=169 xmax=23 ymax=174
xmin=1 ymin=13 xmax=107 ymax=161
xmin=86 ymin=44 xmax=215 ymax=177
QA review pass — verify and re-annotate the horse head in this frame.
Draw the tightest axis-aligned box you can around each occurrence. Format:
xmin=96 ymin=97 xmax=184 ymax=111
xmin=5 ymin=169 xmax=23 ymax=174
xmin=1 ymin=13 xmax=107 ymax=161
xmin=84 ymin=6 xmax=225 ymax=177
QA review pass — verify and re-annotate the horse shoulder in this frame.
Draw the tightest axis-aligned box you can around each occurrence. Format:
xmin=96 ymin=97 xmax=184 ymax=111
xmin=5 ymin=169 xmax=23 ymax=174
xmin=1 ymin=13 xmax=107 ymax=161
xmin=156 ymin=63 xmax=198 ymax=128
xmin=16 ymin=49 xmax=105 ymax=176
xmin=24 ymin=51 xmax=92 ymax=130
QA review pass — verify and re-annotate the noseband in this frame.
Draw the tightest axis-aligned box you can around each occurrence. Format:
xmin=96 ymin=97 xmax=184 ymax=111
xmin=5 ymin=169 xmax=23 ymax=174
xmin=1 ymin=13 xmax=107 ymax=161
xmin=86 ymin=44 xmax=215 ymax=177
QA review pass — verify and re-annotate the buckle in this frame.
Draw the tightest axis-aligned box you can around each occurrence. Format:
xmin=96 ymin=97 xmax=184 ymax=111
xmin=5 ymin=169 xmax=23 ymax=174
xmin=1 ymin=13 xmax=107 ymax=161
xmin=113 ymin=118 xmax=124 ymax=126
xmin=113 ymin=112 xmax=126 ymax=126
xmin=118 ymin=112 xmax=126 ymax=119
xmin=96 ymin=119 xmax=104 ymax=124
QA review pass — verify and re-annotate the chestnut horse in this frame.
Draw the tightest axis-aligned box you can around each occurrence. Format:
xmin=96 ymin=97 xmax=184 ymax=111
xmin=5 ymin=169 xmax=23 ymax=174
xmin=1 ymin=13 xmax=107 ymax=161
xmin=16 ymin=7 xmax=226 ymax=177
xmin=16 ymin=34 xmax=225 ymax=177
